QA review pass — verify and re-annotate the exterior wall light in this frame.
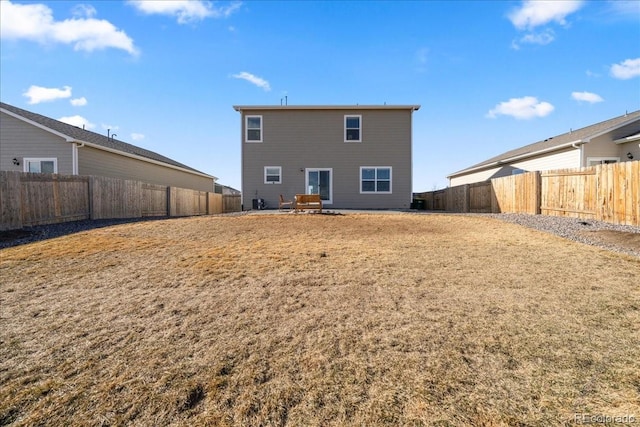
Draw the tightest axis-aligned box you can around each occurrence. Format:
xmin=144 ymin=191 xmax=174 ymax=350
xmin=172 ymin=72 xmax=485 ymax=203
xmin=627 ymin=152 xmax=634 ymax=160
xmin=12 ymin=158 xmax=20 ymax=165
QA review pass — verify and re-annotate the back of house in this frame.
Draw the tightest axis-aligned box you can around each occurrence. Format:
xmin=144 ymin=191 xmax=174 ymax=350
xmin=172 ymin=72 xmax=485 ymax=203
xmin=234 ymin=105 xmax=420 ymax=210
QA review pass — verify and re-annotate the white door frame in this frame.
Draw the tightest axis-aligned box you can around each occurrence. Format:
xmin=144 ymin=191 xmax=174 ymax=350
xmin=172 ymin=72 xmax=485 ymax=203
xmin=305 ymin=168 xmax=333 ymax=204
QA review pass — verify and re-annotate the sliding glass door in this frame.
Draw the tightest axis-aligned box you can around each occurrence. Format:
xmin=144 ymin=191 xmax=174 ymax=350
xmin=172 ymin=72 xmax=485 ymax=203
xmin=306 ymin=168 xmax=332 ymax=204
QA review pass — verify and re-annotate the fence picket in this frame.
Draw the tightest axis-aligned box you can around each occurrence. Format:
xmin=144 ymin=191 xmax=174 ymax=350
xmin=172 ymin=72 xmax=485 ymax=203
xmin=417 ymin=161 xmax=639 ymax=226
xmin=1 ymin=171 xmax=239 ymax=231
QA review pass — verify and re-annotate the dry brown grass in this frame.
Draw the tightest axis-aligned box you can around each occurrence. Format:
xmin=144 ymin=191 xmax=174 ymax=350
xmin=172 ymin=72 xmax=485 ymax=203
xmin=1 ymin=213 xmax=639 ymax=426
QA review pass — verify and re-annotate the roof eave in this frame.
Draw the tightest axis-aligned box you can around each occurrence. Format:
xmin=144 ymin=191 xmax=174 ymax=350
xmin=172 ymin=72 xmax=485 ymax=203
xmin=76 ymin=140 xmax=217 ymax=180
xmin=2 ymin=107 xmax=217 ymax=181
xmin=614 ymin=133 xmax=640 ymax=144
xmin=447 ymin=139 xmax=585 ymax=179
xmin=233 ymin=105 xmax=420 ymax=112
xmin=1 ymin=107 xmax=77 ymax=142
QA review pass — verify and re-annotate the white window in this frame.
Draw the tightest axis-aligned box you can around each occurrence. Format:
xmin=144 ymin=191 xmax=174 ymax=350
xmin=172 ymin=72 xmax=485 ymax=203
xmin=360 ymin=167 xmax=392 ymax=193
xmin=24 ymin=158 xmax=57 ymax=174
xmin=344 ymin=115 xmax=361 ymax=142
xmin=246 ymin=115 xmax=263 ymax=142
xmin=587 ymin=157 xmax=619 ymax=166
xmin=264 ymin=166 xmax=282 ymax=184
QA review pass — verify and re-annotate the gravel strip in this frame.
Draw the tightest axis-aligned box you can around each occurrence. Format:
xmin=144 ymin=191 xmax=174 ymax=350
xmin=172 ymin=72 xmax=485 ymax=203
xmin=477 ymin=213 xmax=640 ymax=258
xmin=0 ymin=217 xmax=168 ymax=250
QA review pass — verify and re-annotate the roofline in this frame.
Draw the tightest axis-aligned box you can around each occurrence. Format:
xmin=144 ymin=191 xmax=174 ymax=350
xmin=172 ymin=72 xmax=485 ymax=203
xmin=447 ymin=139 xmax=585 ymax=179
xmin=613 ymin=133 xmax=640 ymax=144
xmin=1 ymin=106 xmax=217 ymax=181
xmin=584 ymin=115 xmax=640 ymax=142
xmin=233 ymin=104 xmax=420 ymax=111
xmin=1 ymin=107 xmax=77 ymax=142
xmin=447 ymin=112 xmax=640 ymax=179
xmin=77 ymin=140 xmax=218 ymax=181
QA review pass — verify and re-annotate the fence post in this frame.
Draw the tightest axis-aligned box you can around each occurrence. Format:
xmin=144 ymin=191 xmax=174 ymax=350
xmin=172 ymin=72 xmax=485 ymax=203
xmin=463 ymin=184 xmax=470 ymax=213
xmin=533 ymin=171 xmax=541 ymax=215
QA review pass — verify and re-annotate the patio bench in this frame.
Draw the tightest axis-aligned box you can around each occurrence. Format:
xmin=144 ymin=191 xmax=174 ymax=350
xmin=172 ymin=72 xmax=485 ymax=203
xmin=294 ymin=194 xmax=323 ymax=213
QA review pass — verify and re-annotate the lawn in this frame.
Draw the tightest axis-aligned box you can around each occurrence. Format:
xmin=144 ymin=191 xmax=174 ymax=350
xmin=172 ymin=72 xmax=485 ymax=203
xmin=1 ymin=213 xmax=639 ymax=426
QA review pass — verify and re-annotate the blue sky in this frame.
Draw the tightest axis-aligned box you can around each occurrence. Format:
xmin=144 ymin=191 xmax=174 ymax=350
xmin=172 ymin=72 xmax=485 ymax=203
xmin=1 ymin=0 xmax=639 ymax=191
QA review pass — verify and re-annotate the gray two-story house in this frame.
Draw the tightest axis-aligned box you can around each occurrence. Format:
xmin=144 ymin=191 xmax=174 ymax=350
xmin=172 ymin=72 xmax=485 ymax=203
xmin=234 ymin=105 xmax=420 ymax=210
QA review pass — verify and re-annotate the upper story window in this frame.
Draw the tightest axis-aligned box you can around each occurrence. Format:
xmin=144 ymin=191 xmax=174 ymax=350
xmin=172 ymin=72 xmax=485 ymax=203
xmin=345 ymin=115 xmax=361 ymax=142
xmin=264 ymin=166 xmax=282 ymax=184
xmin=246 ymin=115 xmax=263 ymax=142
xmin=24 ymin=158 xmax=57 ymax=174
xmin=360 ymin=167 xmax=391 ymax=193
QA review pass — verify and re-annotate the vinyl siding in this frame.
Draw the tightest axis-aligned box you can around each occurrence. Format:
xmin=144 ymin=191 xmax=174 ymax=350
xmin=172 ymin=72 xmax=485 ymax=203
xmin=585 ymin=134 xmax=623 ymax=161
xmin=0 ymin=111 xmax=73 ymax=174
xmin=450 ymin=168 xmax=503 ymax=186
xmin=241 ymin=108 xmax=413 ymax=209
xmin=511 ymin=148 xmax=580 ymax=171
xmin=79 ymin=146 xmax=214 ymax=192
xmin=449 ymin=148 xmax=580 ymax=186
xmin=583 ymin=120 xmax=640 ymax=163
xmin=617 ymin=140 xmax=640 ymax=161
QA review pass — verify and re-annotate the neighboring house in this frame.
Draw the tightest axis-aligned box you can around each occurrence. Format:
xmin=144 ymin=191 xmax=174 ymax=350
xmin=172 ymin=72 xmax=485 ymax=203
xmin=1 ymin=102 xmax=216 ymax=192
xmin=234 ymin=105 xmax=420 ymax=210
xmin=448 ymin=110 xmax=640 ymax=186
xmin=214 ymin=183 xmax=241 ymax=195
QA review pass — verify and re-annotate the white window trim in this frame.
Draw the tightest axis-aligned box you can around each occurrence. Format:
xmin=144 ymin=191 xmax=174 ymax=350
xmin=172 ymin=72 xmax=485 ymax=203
xmin=344 ymin=115 xmax=362 ymax=143
xmin=23 ymin=158 xmax=58 ymax=174
xmin=586 ymin=157 xmax=620 ymax=166
xmin=245 ymin=115 xmax=263 ymax=143
xmin=360 ymin=166 xmax=392 ymax=194
xmin=264 ymin=166 xmax=282 ymax=184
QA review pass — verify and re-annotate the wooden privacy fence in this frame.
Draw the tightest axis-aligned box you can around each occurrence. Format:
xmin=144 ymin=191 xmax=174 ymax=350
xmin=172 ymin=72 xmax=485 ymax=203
xmin=0 ymin=171 xmax=242 ymax=231
xmin=415 ymin=161 xmax=639 ymax=226
xmin=223 ymin=194 xmax=242 ymax=213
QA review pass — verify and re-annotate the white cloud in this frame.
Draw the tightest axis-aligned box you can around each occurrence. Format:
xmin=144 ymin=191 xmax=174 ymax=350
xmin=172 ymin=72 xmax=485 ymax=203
xmin=128 ymin=1 xmax=242 ymax=24
xmin=59 ymin=115 xmax=95 ymax=129
xmin=0 ymin=1 xmax=138 ymax=55
xmin=71 ymin=4 xmax=97 ymax=19
xmin=232 ymin=71 xmax=271 ymax=91
xmin=610 ymin=58 xmax=640 ymax=80
xmin=508 ymin=0 xmax=584 ymax=30
xmin=605 ymin=0 xmax=640 ymax=18
xmin=23 ymin=85 xmax=72 ymax=104
xmin=512 ymin=28 xmax=555 ymax=49
xmin=486 ymin=96 xmax=554 ymax=120
xmin=70 ymin=97 xmax=87 ymax=106
xmin=131 ymin=133 xmax=145 ymax=141
xmin=571 ymin=91 xmax=604 ymax=103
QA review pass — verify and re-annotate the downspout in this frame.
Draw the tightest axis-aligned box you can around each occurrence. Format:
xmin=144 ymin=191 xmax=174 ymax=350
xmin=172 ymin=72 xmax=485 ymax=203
xmin=572 ymin=140 xmax=585 ymax=166
xmin=72 ymin=142 xmax=85 ymax=175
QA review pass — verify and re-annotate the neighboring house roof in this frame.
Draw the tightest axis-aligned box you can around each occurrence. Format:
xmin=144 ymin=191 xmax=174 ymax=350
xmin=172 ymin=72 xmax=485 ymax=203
xmin=448 ymin=110 xmax=640 ymax=178
xmin=233 ymin=105 xmax=421 ymax=111
xmin=1 ymin=102 xmax=215 ymax=180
